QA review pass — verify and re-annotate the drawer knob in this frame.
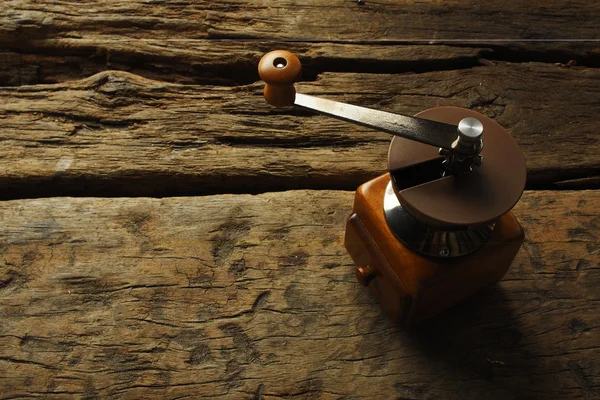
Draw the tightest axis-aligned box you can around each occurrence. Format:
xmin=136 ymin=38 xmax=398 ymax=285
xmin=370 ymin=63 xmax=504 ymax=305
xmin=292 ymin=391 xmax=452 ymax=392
xmin=355 ymin=265 xmax=376 ymax=286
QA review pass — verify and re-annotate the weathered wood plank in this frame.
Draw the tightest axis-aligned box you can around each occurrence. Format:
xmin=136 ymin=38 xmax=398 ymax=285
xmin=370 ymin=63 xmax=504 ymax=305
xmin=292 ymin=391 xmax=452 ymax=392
xmin=1 ymin=61 xmax=599 ymax=198
xmin=1 ymin=3 xmax=597 ymax=95
xmin=0 ymin=190 xmax=598 ymax=399
xmin=1 ymin=0 xmax=598 ymax=58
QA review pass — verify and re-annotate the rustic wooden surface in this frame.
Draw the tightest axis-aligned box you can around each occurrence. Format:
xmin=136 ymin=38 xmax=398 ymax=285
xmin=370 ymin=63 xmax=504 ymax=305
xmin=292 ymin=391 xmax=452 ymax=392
xmin=1 ymin=1 xmax=598 ymax=55
xmin=0 ymin=191 xmax=599 ymax=399
xmin=1 ymin=1 xmax=599 ymax=399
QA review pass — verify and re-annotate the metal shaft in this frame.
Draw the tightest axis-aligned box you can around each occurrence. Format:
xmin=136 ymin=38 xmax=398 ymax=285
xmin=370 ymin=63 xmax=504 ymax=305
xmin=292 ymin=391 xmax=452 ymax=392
xmin=294 ymin=93 xmax=461 ymax=150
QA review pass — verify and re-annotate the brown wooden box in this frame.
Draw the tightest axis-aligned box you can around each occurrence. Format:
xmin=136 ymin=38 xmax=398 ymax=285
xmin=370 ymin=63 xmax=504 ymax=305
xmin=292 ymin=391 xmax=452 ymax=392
xmin=345 ymin=173 xmax=524 ymax=325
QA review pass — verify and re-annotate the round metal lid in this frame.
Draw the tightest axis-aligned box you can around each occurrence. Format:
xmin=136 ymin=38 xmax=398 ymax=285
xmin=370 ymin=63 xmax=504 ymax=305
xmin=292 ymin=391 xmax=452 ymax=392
xmin=387 ymin=107 xmax=526 ymax=227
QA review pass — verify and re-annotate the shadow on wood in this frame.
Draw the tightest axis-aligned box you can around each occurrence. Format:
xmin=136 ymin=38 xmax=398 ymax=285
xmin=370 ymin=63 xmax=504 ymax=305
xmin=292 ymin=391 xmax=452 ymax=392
xmin=406 ymin=286 xmax=544 ymax=399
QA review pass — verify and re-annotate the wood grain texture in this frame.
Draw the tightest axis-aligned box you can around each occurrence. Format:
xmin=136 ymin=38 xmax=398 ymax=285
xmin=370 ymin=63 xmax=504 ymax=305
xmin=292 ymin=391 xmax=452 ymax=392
xmin=1 ymin=61 xmax=598 ymax=198
xmin=1 ymin=1 xmax=598 ymax=89
xmin=1 ymin=0 xmax=598 ymax=53
xmin=0 ymin=190 xmax=598 ymax=399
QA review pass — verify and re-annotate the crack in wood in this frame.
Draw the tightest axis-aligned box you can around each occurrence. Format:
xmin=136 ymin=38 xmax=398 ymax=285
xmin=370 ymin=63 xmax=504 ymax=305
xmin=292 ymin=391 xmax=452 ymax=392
xmin=2 ymin=42 xmax=599 ymax=88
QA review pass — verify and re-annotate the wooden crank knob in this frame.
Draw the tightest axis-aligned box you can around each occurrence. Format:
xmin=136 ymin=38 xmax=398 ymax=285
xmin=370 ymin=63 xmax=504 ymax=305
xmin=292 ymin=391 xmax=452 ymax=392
xmin=258 ymin=50 xmax=302 ymax=107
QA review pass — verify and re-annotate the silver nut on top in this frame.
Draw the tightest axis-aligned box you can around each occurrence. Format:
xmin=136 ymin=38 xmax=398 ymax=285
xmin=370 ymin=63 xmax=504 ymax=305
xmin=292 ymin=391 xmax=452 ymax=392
xmin=458 ymin=117 xmax=484 ymax=140
xmin=452 ymin=117 xmax=484 ymax=156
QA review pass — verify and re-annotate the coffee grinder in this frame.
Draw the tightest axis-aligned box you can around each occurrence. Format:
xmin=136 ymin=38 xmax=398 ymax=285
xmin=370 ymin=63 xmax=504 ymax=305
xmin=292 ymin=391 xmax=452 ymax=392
xmin=258 ymin=50 xmax=526 ymax=325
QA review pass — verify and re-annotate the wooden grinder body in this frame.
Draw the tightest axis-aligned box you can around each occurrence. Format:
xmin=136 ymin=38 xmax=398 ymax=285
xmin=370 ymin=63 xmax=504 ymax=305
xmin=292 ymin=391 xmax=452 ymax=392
xmin=344 ymin=107 xmax=525 ymax=325
xmin=345 ymin=174 xmax=524 ymax=325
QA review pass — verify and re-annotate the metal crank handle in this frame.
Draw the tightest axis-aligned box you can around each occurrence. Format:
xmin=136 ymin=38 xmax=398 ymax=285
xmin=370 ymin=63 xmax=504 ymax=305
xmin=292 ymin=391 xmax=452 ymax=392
xmin=258 ymin=50 xmax=483 ymax=155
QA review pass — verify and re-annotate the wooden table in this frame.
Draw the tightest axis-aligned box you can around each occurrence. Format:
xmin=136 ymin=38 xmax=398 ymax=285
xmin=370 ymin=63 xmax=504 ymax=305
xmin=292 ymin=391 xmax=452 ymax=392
xmin=1 ymin=2 xmax=599 ymax=399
